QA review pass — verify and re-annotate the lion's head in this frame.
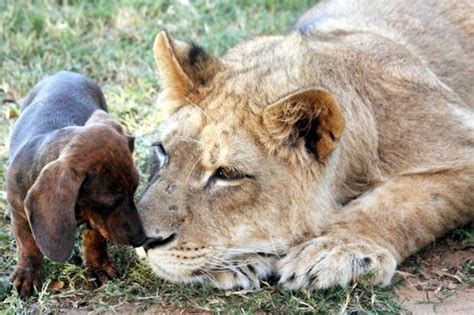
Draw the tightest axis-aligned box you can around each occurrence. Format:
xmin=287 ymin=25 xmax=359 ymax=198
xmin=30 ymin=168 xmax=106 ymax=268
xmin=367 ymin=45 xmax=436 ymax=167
xmin=137 ymin=31 xmax=347 ymax=289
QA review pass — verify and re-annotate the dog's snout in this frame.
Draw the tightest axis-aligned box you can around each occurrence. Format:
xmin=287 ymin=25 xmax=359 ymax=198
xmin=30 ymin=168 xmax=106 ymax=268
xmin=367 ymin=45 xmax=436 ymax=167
xmin=143 ymin=233 xmax=176 ymax=252
xmin=130 ymin=229 xmax=147 ymax=248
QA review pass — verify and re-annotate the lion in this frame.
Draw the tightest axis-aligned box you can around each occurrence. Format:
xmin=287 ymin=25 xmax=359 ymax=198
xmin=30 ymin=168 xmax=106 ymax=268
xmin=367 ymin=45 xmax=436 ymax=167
xmin=137 ymin=0 xmax=474 ymax=290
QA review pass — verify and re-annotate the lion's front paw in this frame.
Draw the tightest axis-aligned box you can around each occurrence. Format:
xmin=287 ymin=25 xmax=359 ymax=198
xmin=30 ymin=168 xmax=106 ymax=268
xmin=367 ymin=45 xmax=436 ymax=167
xmin=277 ymin=236 xmax=396 ymax=290
xmin=208 ymin=266 xmax=260 ymax=290
xmin=206 ymin=257 xmax=275 ymax=290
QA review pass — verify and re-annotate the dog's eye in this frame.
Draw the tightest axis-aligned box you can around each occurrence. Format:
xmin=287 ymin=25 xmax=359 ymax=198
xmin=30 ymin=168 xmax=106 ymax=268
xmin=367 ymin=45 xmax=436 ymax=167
xmin=96 ymin=198 xmax=123 ymax=215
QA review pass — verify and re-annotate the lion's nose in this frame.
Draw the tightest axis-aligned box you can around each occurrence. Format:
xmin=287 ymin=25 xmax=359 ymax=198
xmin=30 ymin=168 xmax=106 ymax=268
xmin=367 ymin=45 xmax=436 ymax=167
xmin=143 ymin=233 xmax=176 ymax=252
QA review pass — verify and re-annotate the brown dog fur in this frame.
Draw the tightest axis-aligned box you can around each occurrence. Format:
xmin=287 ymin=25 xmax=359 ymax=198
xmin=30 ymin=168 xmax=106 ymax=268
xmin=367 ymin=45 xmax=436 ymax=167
xmin=8 ymin=109 xmax=145 ymax=297
xmin=137 ymin=0 xmax=473 ymax=290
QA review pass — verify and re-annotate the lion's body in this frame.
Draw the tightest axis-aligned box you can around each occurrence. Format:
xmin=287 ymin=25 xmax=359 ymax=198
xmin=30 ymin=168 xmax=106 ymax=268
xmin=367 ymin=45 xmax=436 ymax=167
xmin=138 ymin=0 xmax=474 ymax=289
xmin=296 ymin=0 xmax=474 ymax=106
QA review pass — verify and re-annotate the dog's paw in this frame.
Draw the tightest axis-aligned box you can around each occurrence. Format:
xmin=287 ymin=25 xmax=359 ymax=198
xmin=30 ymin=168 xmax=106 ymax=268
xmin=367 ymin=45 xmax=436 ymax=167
xmin=11 ymin=266 xmax=43 ymax=298
xmin=277 ymin=236 xmax=396 ymax=290
xmin=86 ymin=260 xmax=122 ymax=286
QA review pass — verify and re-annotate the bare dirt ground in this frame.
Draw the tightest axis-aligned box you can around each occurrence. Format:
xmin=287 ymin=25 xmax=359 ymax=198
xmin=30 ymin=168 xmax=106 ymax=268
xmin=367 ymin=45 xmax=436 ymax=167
xmin=396 ymin=232 xmax=474 ymax=314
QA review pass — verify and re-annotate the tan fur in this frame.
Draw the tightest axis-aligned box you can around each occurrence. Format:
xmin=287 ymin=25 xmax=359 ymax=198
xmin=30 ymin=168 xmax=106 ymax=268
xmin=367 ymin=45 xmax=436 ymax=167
xmin=138 ymin=0 xmax=474 ymax=290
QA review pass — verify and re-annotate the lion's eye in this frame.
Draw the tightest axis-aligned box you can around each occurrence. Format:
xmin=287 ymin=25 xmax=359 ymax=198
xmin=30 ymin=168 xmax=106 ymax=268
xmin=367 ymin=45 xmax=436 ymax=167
xmin=214 ymin=167 xmax=246 ymax=180
xmin=149 ymin=142 xmax=168 ymax=177
xmin=152 ymin=142 xmax=168 ymax=168
xmin=207 ymin=167 xmax=254 ymax=189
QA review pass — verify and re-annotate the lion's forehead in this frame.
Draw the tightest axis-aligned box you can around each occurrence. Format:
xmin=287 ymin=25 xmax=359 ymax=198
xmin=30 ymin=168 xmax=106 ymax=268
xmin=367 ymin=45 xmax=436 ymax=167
xmin=159 ymin=106 xmax=205 ymax=141
xmin=159 ymin=105 xmax=261 ymax=171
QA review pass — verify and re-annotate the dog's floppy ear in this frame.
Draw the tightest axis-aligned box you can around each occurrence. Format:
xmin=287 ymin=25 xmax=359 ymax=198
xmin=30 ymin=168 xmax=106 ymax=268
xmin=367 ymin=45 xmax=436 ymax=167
xmin=263 ymin=88 xmax=345 ymax=163
xmin=24 ymin=158 xmax=84 ymax=262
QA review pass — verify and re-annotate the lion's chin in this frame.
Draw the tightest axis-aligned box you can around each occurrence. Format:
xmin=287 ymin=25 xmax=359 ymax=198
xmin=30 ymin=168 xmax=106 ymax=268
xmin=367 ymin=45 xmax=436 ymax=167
xmin=136 ymin=246 xmax=278 ymax=290
xmin=148 ymin=262 xmax=204 ymax=284
xmin=139 ymin=248 xmax=206 ymax=284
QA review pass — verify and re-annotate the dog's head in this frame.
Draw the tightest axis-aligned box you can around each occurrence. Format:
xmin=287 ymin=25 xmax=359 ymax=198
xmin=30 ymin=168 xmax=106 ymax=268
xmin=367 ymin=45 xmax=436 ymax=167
xmin=24 ymin=110 xmax=146 ymax=261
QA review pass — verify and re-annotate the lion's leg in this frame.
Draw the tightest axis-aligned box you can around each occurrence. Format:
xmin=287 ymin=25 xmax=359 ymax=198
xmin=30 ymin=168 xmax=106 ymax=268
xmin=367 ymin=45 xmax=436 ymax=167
xmin=277 ymin=168 xmax=474 ymax=289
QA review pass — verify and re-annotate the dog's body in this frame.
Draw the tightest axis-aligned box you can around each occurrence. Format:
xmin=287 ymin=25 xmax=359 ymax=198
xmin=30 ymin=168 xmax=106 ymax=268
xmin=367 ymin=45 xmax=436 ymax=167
xmin=7 ymin=71 xmax=146 ymax=297
xmin=9 ymin=71 xmax=108 ymax=162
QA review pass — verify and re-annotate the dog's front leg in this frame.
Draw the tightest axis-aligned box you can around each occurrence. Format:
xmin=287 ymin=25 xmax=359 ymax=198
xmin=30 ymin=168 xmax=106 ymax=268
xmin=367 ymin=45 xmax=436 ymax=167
xmin=277 ymin=168 xmax=474 ymax=289
xmin=11 ymin=210 xmax=44 ymax=297
xmin=82 ymin=228 xmax=121 ymax=285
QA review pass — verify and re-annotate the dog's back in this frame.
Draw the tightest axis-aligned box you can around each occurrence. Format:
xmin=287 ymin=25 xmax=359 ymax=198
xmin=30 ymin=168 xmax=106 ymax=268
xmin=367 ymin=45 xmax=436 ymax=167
xmin=9 ymin=71 xmax=107 ymax=161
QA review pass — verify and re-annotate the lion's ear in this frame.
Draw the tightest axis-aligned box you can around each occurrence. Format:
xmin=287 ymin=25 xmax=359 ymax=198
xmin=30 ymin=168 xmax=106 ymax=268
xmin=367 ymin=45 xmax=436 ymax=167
xmin=263 ymin=88 xmax=345 ymax=163
xmin=153 ymin=31 xmax=223 ymax=103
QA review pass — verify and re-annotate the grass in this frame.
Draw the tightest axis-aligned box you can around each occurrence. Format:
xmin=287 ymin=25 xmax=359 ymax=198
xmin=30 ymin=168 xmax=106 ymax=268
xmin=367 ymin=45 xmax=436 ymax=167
xmin=0 ymin=0 xmax=472 ymax=313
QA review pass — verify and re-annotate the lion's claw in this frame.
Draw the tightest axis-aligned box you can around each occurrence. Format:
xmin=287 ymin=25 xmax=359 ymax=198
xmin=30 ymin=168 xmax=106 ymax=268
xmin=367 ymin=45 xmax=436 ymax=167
xmin=277 ymin=236 xmax=397 ymax=290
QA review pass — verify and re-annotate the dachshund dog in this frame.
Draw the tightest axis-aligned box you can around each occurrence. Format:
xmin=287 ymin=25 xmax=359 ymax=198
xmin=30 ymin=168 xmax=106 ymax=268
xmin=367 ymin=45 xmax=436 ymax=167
xmin=6 ymin=71 xmax=146 ymax=297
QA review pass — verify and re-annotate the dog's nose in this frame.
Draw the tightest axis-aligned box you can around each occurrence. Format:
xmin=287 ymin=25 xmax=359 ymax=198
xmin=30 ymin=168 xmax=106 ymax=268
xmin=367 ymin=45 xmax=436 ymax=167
xmin=143 ymin=233 xmax=176 ymax=252
xmin=130 ymin=231 xmax=147 ymax=248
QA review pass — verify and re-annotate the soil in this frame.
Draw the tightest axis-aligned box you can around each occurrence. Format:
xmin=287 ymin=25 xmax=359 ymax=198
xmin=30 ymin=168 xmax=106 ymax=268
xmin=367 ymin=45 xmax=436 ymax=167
xmin=396 ymin=234 xmax=473 ymax=314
